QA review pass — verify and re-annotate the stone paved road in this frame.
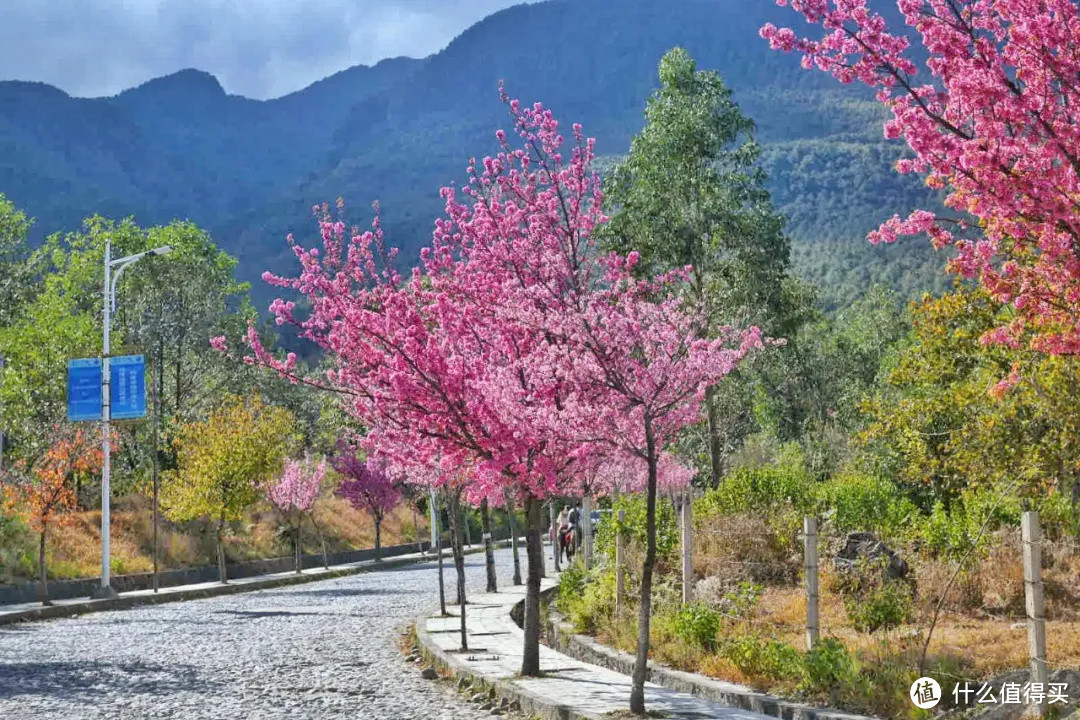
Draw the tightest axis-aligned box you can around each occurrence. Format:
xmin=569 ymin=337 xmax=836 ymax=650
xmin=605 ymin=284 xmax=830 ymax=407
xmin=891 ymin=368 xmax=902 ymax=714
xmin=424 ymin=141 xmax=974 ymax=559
xmin=0 ymin=548 xmax=519 ymax=720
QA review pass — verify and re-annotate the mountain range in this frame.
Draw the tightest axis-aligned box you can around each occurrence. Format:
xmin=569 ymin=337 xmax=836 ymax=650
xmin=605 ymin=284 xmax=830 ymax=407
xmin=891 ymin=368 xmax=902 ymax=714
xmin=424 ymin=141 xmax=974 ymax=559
xmin=0 ymin=0 xmax=951 ymax=311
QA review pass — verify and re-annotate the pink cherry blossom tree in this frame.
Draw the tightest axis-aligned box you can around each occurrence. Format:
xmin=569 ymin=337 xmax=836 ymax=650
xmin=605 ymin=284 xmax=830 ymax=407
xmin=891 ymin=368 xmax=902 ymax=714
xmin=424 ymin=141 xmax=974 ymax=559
xmin=332 ymin=440 xmax=402 ymax=558
xmin=761 ymin=0 xmax=1080 ymax=363
xmin=552 ymin=258 xmax=762 ymax=713
xmin=227 ymin=94 xmax=761 ymax=700
xmin=267 ymin=455 xmax=326 ymax=573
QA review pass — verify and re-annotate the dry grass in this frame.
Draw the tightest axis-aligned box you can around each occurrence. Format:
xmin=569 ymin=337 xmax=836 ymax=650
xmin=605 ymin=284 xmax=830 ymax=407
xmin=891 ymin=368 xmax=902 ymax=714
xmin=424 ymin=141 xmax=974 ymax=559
xmin=694 ymin=512 xmax=800 ymax=586
xmin=8 ymin=493 xmax=428 ymax=582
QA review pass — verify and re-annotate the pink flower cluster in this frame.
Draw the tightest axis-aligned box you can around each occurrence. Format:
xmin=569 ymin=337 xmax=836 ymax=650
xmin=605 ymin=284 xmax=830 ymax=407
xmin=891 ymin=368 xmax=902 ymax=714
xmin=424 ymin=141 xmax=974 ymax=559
xmin=267 ymin=455 xmax=325 ymax=515
xmin=763 ymin=0 xmax=1080 ymax=355
xmin=332 ymin=441 xmax=403 ymax=520
xmin=238 ymin=90 xmax=761 ymax=507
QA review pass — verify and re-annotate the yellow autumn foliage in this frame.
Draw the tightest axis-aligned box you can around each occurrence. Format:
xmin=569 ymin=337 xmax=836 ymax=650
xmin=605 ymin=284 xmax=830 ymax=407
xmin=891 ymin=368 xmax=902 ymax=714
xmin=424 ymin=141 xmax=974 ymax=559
xmin=162 ymin=395 xmax=297 ymax=524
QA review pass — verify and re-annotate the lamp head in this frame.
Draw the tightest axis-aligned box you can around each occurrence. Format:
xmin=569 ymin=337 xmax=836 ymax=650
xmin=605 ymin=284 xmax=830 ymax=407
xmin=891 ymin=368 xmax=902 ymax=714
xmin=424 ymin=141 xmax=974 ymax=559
xmin=153 ymin=245 xmax=173 ymax=256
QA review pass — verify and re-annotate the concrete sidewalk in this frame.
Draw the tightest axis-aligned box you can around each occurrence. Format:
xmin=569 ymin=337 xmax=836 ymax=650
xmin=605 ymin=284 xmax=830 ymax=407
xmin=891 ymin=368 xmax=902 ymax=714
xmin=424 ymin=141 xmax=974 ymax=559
xmin=0 ymin=544 xmax=493 ymax=626
xmin=417 ymin=579 xmax=772 ymax=720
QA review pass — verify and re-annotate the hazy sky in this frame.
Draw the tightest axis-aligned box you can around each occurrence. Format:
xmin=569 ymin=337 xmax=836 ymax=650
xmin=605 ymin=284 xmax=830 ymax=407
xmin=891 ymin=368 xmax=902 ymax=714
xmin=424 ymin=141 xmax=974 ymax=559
xmin=0 ymin=0 xmax=535 ymax=99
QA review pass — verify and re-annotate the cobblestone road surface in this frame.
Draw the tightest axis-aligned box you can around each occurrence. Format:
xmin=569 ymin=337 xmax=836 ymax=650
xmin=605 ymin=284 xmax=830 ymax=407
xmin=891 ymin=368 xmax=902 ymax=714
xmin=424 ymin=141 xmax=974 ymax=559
xmin=0 ymin=548 xmax=518 ymax=720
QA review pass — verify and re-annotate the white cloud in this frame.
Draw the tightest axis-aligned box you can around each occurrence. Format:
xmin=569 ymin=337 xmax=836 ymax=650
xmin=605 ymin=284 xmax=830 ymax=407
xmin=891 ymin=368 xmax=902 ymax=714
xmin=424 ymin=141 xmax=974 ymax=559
xmin=0 ymin=0 xmax=535 ymax=98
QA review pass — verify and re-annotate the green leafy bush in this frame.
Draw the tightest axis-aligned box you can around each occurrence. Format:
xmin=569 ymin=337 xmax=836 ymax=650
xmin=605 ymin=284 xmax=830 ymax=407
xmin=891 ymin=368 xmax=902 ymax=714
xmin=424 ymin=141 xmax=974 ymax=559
xmin=801 ymin=638 xmax=856 ymax=692
xmin=913 ymin=483 xmax=1079 ymax=560
xmin=843 ymin=580 xmax=914 ymax=633
xmin=672 ymin=601 xmax=722 ymax=650
xmin=557 ymin=565 xmax=617 ymax=634
xmin=699 ymin=464 xmax=816 ymax=518
xmin=556 ymin=562 xmax=587 ymax=613
xmin=721 ymin=581 xmax=764 ymax=618
xmin=595 ymin=494 xmax=679 ymax=566
xmin=816 ymin=472 xmax=916 ymax=540
xmin=719 ymin=635 xmax=804 ymax=681
xmin=0 ymin=511 xmax=34 ymax=583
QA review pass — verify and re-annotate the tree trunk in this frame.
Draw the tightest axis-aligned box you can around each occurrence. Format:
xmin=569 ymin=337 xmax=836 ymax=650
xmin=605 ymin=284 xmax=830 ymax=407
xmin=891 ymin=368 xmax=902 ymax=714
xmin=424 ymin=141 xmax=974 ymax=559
xmin=505 ymin=490 xmax=522 ymax=586
xmin=374 ymin=517 xmax=382 ymax=559
xmin=462 ymin=506 xmax=473 ymax=548
xmin=39 ymin=527 xmax=51 ymax=606
xmin=521 ymin=495 xmax=543 ymax=677
xmin=630 ymin=417 xmax=659 ymax=715
xmin=217 ymin=513 xmax=228 ymax=584
xmin=447 ymin=492 xmax=468 ymax=650
xmin=481 ymin=498 xmax=497 ymax=593
xmin=435 ymin=495 xmax=447 ymax=616
xmin=309 ymin=515 xmax=329 ymax=569
xmin=294 ymin=523 xmax=302 ymax=574
xmin=705 ymin=385 xmax=723 ymax=489
xmin=549 ymin=501 xmax=561 ymax=573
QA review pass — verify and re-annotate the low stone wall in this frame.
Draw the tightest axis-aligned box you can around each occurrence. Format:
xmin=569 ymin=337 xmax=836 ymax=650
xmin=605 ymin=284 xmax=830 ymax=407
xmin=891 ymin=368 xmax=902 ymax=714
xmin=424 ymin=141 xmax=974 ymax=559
xmin=543 ymin=603 xmax=878 ymax=720
xmin=0 ymin=541 xmax=431 ymax=605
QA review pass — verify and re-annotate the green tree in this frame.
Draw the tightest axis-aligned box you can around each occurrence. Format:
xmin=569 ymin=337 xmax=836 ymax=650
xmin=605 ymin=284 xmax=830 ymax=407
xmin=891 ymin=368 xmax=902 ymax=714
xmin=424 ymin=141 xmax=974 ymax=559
xmin=161 ymin=395 xmax=296 ymax=582
xmin=755 ymin=285 xmax=909 ymax=478
xmin=859 ymin=283 xmax=1080 ymax=524
xmin=600 ymin=48 xmax=801 ymax=486
xmin=0 ymin=193 xmax=36 ymax=326
xmin=0 ymin=215 xmax=258 ymax=493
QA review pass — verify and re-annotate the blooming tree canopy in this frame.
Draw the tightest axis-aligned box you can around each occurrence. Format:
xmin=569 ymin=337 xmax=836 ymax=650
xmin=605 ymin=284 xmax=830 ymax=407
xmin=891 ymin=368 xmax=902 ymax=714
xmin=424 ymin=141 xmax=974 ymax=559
xmin=268 ymin=455 xmax=325 ymax=516
xmin=764 ymin=0 xmax=1075 ymax=360
xmin=333 ymin=441 xmax=402 ymax=551
xmin=761 ymin=0 xmax=1080 ymax=358
xmin=230 ymin=92 xmax=760 ymax=689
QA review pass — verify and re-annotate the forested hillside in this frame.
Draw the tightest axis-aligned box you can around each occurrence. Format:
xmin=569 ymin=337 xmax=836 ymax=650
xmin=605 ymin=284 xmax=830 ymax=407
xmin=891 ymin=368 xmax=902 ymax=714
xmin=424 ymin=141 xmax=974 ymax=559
xmin=0 ymin=0 xmax=947 ymax=310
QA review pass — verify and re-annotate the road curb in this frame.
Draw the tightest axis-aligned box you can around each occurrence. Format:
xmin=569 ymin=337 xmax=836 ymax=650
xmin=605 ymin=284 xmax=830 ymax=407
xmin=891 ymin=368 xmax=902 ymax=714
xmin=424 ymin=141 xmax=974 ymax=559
xmin=0 ymin=544 xmax=502 ymax=627
xmin=415 ymin=584 xmax=587 ymax=720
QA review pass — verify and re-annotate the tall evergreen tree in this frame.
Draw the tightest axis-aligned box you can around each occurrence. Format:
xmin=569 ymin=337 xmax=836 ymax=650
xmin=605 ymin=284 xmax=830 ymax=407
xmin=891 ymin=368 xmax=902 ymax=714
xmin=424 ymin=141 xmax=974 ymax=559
xmin=600 ymin=48 xmax=800 ymax=486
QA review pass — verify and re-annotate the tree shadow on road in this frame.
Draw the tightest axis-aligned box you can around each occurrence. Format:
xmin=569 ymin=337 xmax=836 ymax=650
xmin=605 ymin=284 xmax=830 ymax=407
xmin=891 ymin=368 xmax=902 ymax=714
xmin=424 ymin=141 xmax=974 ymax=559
xmin=212 ymin=609 xmax=326 ymax=619
xmin=253 ymin=587 xmax=401 ymax=600
xmin=0 ymin=660 xmax=217 ymax=700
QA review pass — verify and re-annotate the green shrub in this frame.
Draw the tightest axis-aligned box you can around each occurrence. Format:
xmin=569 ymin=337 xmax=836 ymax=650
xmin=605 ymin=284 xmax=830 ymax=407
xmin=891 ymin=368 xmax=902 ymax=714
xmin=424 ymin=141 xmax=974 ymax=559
xmin=595 ymin=494 xmax=679 ymax=565
xmin=720 ymin=635 xmax=804 ymax=681
xmin=557 ymin=564 xmax=617 ymax=634
xmin=801 ymin=638 xmax=856 ymax=692
xmin=672 ymin=601 xmax=722 ymax=650
xmin=0 ymin=512 xmax=34 ymax=583
xmin=556 ymin=562 xmax=587 ymax=613
xmin=912 ymin=483 xmax=1080 ymax=559
xmin=727 ymin=581 xmax=763 ymax=616
xmin=843 ymin=580 xmax=914 ymax=633
xmin=571 ymin=569 xmax=616 ymax=633
xmin=816 ymin=472 xmax=917 ymax=540
xmin=699 ymin=464 xmax=816 ymax=518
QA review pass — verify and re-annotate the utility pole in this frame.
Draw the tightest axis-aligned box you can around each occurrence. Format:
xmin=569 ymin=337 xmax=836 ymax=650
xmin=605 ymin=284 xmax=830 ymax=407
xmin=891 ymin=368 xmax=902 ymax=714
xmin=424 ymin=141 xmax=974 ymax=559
xmin=93 ymin=237 xmax=171 ymax=600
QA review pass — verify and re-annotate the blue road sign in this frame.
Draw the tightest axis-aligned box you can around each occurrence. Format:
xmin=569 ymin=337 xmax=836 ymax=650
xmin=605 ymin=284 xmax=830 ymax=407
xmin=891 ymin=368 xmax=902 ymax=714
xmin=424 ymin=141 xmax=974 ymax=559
xmin=67 ymin=358 xmax=103 ymax=422
xmin=110 ymin=355 xmax=146 ymax=420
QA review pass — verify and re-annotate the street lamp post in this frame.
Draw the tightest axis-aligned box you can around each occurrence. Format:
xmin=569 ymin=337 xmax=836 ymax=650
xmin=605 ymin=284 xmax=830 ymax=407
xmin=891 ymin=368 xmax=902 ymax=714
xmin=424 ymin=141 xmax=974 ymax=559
xmin=92 ymin=237 xmax=171 ymax=599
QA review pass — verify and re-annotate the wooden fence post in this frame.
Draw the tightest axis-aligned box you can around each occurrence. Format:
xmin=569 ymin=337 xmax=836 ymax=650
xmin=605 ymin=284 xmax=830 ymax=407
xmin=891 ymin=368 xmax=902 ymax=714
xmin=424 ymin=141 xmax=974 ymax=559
xmin=1022 ymin=511 xmax=1048 ymax=717
xmin=804 ymin=516 xmax=819 ymax=651
xmin=616 ymin=509 xmax=626 ymax=614
xmin=582 ymin=496 xmax=593 ymax=570
xmin=681 ymin=490 xmax=693 ymax=605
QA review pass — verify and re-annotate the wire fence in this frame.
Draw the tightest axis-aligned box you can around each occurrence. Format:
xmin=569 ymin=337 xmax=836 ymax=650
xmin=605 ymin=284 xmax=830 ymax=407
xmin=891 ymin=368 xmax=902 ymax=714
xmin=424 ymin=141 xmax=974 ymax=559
xmin=575 ymin=498 xmax=1080 ymax=716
